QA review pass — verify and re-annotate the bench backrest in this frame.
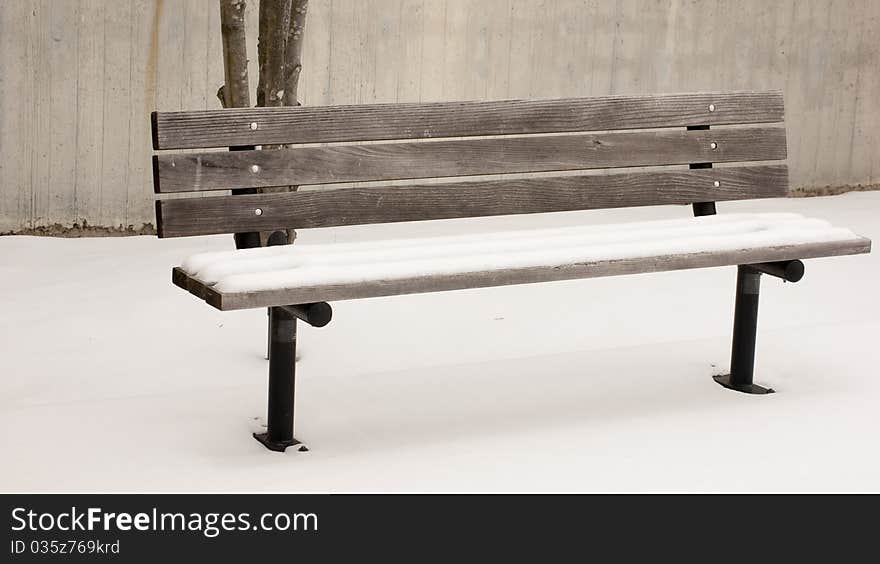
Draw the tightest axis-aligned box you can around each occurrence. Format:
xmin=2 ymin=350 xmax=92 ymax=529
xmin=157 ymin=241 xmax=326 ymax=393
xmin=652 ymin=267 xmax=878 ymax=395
xmin=151 ymin=91 xmax=787 ymax=238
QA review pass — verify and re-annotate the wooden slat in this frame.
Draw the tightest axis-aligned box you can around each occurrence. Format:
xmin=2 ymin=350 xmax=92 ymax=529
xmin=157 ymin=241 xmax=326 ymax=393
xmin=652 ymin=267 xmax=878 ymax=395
xmin=156 ymin=165 xmax=789 ymax=238
xmin=153 ymin=127 xmax=787 ymax=193
xmin=151 ymin=91 xmax=784 ymax=149
xmin=172 ymin=266 xmax=209 ymax=300
xmin=173 ymin=238 xmax=871 ymax=310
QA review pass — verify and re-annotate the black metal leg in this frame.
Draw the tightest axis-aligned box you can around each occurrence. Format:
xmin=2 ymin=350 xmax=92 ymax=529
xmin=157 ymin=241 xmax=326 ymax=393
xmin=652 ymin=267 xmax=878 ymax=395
xmin=254 ymin=306 xmax=308 ymax=452
xmin=714 ymin=265 xmax=775 ymax=394
xmin=266 ymin=231 xmax=290 ymax=360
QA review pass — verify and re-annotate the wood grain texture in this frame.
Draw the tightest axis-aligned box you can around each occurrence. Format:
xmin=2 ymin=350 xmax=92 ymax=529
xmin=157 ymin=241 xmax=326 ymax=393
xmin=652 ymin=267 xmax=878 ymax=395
xmin=154 ymin=127 xmax=787 ymax=192
xmin=156 ymin=165 xmax=789 ymax=237
xmin=171 ymin=238 xmax=872 ymax=310
xmin=151 ymin=90 xmax=784 ymax=149
xmin=172 ymin=266 xmax=209 ymax=301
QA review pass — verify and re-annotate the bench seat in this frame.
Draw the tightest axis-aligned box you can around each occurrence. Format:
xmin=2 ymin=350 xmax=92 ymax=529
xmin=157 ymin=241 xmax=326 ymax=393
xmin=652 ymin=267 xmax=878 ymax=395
xmin=173 ymin=212 xmax=870 ymax=310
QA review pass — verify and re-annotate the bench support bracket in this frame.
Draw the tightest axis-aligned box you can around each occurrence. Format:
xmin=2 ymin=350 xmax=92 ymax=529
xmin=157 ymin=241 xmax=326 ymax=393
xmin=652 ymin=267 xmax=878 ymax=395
xmin=253 ymin=306 xmax=308 ymax=452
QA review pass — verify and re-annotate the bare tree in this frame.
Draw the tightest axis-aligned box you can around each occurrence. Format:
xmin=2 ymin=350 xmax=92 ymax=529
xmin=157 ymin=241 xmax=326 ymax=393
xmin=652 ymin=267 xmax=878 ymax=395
xmin=255 ymin=0 xmax=309 ymax=245
xmin=218 ymin=0 xmax=250 ymax=109
xmin=218 ymin=0 xmax=309 ymax=246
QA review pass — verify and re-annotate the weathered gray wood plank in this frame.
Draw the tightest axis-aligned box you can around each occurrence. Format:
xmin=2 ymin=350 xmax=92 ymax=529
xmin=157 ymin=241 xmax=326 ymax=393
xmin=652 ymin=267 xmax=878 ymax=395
xmin=151 ymin=90 xmax=784 ymax=149
xmin=172 ymin=237 xmax=871 ymax=310
xmin=156 ymin=165 xmax=789 ymax=237
xmin=154 ymin=127 xmax=787 ymax=193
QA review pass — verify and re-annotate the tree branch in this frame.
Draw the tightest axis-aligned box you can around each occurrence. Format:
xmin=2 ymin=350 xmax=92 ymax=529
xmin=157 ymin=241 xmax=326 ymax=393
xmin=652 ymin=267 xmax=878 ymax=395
xmin=282 ymin=0 xmax=309 ymax=107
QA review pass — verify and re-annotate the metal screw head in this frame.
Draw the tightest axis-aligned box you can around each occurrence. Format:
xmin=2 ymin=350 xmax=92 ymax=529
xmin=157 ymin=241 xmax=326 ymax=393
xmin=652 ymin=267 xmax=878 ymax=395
xmin=250 ymin=164 xmax=260 ymax=173
xmin=250 ymin=122 xmax=258 ymax=130
xmin=710 ymin=142 xmax=718 ymax=150
xmin=713 ymin=180 xmax=721 ymax=187
xmin=254 ymin=208 xmax=263 ymax=216
xmin=708 ymin=104 xmax=716 ymax=112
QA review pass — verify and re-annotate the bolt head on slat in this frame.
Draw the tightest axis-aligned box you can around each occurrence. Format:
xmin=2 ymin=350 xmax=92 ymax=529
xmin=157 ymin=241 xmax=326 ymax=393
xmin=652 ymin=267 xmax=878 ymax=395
xmin=250 ymin=122 xmax=259 ymax=130
xmin=710 ymin=142 xmax=718 ymax=150
xmin=250 ymin=164 xmax=261 ymax=173
xmin=254 ymin=208 xmax=263 ymax=216
xmin=708 ymin=104 xmax=716 ymax=112
xmin=713 ymin=180 xmax=721 ymax=187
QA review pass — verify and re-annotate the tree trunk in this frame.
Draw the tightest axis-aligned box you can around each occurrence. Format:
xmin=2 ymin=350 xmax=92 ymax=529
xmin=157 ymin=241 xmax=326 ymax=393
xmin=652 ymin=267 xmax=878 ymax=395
xmin=257 ymin=0 xmax=291 ymax=107
xmin=218 ymin=0 xmax=250 ymax=108
xmin=256 ymin=0 xmax=308 ymax=245
xmin=282 ymin=0 xmax=309 ymax=107
xmin=219 ymin=0 xmax=261 ymax=250
xmin=217 ymin=0 xmax=310 ymax=246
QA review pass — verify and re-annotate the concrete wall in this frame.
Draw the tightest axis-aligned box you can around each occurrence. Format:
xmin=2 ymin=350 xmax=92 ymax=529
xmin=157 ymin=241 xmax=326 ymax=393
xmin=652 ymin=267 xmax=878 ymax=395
xmin=1 ymin=0 xmax=878 ymax=233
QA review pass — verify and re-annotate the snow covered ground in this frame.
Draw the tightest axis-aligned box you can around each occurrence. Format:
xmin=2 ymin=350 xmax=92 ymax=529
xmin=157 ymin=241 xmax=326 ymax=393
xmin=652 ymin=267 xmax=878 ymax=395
xmin=1 ymin=192 xmax=878 ymax=492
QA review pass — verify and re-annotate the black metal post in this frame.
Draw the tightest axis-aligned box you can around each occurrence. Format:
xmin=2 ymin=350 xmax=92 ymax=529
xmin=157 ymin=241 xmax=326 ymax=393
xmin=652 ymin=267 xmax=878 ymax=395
xmin=713 ymin=265 xmax=774 ymax=394
xmin=254 ymin=306 xmax=307 ymax=452
xmin=687 ymin=125 xmax=717 ymax=217
xmin=266 ymin=231 xmax=289 ymax=360
xmin=692 ymin=201 xmax=717 ymax=216
xmin=230 ymin=145 xmax=262 ymax=250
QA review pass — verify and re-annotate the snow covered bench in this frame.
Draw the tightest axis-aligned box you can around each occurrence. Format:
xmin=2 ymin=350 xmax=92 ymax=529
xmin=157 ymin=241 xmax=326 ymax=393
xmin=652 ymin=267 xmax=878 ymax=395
xmin=151 ymin=91 xmax=871 ymax=452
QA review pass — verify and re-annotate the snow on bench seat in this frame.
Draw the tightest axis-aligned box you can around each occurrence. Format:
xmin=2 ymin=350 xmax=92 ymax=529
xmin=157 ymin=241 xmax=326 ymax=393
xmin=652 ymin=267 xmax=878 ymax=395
xmin=174 ymin=213 xmax=871 ymax=310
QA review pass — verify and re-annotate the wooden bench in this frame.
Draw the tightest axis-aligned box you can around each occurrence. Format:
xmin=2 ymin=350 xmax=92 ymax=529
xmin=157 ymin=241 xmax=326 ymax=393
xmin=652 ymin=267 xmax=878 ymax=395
xmin=151 ymin=91 xmax=871 ymax=452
